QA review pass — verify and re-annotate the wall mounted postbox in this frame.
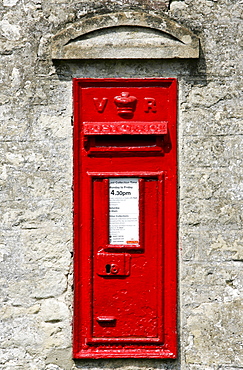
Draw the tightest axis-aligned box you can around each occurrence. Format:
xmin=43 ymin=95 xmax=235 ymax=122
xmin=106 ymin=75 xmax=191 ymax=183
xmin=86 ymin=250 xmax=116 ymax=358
xmin=73 ymin=78 xmax=177 ymax=358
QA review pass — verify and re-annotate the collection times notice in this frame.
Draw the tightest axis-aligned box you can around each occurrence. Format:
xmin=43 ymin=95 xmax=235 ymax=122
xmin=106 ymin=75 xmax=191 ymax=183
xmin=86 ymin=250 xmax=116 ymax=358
xmin=109 ymin=178 xmax=139 ymax=245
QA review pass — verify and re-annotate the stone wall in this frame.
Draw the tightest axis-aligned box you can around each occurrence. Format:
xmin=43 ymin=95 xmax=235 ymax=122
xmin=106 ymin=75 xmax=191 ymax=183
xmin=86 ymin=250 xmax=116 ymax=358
xmin=0 ymin=1 xmax=242 ymax=369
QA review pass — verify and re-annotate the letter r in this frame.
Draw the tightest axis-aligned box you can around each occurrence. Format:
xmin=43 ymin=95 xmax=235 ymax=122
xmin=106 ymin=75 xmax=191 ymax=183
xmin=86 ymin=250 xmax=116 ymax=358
xmin=144 ymin=98 xmax=157 ymax=113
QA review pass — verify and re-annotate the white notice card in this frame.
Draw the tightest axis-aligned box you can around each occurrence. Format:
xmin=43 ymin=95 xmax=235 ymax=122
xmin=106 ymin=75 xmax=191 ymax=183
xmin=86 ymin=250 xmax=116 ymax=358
xmin=109 ymin=178 xmax=139 ymax=245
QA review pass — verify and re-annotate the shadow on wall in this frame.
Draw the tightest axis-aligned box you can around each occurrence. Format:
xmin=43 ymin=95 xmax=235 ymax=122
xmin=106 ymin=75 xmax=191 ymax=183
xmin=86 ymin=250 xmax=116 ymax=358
xmin=74 ymin=358 xmax=180 ymax=369
xmin=52 ymin=52 xmax=207 ymax=85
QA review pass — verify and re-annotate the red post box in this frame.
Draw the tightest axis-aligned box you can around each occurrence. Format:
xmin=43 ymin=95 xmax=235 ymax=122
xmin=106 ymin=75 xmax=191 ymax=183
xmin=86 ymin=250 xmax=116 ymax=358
xmin=73 ymin=78 xmax=177 ymax=358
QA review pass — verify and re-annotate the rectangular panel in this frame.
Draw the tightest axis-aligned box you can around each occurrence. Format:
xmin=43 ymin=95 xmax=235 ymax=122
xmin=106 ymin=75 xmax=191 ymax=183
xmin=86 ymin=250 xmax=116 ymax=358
xmin=109 ymin=178 xmax=139 ymax=245
xmin=81 ymin=87 xmax=169 ymax=124
xmin=91 ymin=176 xmax=163 ymax=343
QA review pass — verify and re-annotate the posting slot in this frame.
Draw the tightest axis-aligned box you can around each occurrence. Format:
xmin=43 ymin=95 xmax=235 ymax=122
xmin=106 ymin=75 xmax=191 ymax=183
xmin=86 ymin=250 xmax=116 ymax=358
xmin=85 ymin=135 xmax=164 ymax=155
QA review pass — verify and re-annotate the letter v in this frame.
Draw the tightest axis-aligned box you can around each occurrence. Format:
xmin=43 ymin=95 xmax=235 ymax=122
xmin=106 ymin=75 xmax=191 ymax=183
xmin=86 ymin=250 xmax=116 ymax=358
xmin=93 ymin=98 xmax=108 ymax=113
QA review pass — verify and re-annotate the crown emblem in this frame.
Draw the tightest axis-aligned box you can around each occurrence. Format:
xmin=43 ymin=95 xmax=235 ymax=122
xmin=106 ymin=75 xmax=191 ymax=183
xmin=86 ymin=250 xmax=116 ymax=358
xmin=114 ymin=92 xmax=137 ymax=118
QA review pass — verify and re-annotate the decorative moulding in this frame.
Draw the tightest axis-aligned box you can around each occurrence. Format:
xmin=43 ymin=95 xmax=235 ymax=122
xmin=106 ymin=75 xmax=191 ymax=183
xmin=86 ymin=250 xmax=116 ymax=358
xmin=51 ymin=11 xmax=199 ymax=60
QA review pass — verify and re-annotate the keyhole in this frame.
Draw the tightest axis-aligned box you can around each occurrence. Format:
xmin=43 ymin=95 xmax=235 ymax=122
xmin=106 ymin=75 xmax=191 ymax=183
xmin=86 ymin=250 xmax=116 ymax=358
xmin=106 ymin=264 xmax=111 ymax=273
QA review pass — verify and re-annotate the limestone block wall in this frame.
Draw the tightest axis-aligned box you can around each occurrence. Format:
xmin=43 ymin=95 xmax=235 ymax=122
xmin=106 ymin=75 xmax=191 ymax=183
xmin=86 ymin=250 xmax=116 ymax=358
xmin=0 ymin=1 xmax=242 ymax=370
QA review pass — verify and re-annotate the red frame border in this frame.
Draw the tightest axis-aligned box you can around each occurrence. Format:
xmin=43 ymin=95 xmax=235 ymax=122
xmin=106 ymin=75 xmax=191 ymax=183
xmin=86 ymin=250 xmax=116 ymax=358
xmin=73 ymin=78 xmax=177 ymax=359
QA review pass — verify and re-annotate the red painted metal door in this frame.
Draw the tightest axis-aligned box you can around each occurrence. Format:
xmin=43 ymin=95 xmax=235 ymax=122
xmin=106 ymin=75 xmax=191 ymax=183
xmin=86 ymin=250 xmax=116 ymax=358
xmin=93 ymin=176 xmax=163 ymax=341
xmin=73 ymin=79 xmax=177 ymax=358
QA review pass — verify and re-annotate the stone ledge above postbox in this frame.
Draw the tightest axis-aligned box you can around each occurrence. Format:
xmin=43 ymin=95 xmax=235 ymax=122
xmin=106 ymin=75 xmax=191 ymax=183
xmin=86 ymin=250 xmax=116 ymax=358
xmin=51 ymin=11 xmax=199 ymax=59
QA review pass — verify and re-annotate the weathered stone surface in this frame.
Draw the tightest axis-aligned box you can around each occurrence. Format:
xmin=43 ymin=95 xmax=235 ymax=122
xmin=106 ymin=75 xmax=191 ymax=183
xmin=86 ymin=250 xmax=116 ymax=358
xmin=0 ymin=0 xmax=242 ymax=369
xmin=51 ymin=11 xmax=199 ymax=59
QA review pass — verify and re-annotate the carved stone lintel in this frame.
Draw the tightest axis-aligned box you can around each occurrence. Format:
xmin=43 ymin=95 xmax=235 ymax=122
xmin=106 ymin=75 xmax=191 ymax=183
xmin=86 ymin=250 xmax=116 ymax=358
xmin=51 ymin=11 xmax=199 ymax=60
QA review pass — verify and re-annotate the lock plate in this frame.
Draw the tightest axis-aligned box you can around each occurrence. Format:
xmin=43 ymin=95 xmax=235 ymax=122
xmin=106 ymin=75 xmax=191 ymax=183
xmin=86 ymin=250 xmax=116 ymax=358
xmin=96 ymin=253 xmax=130 ymax=276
